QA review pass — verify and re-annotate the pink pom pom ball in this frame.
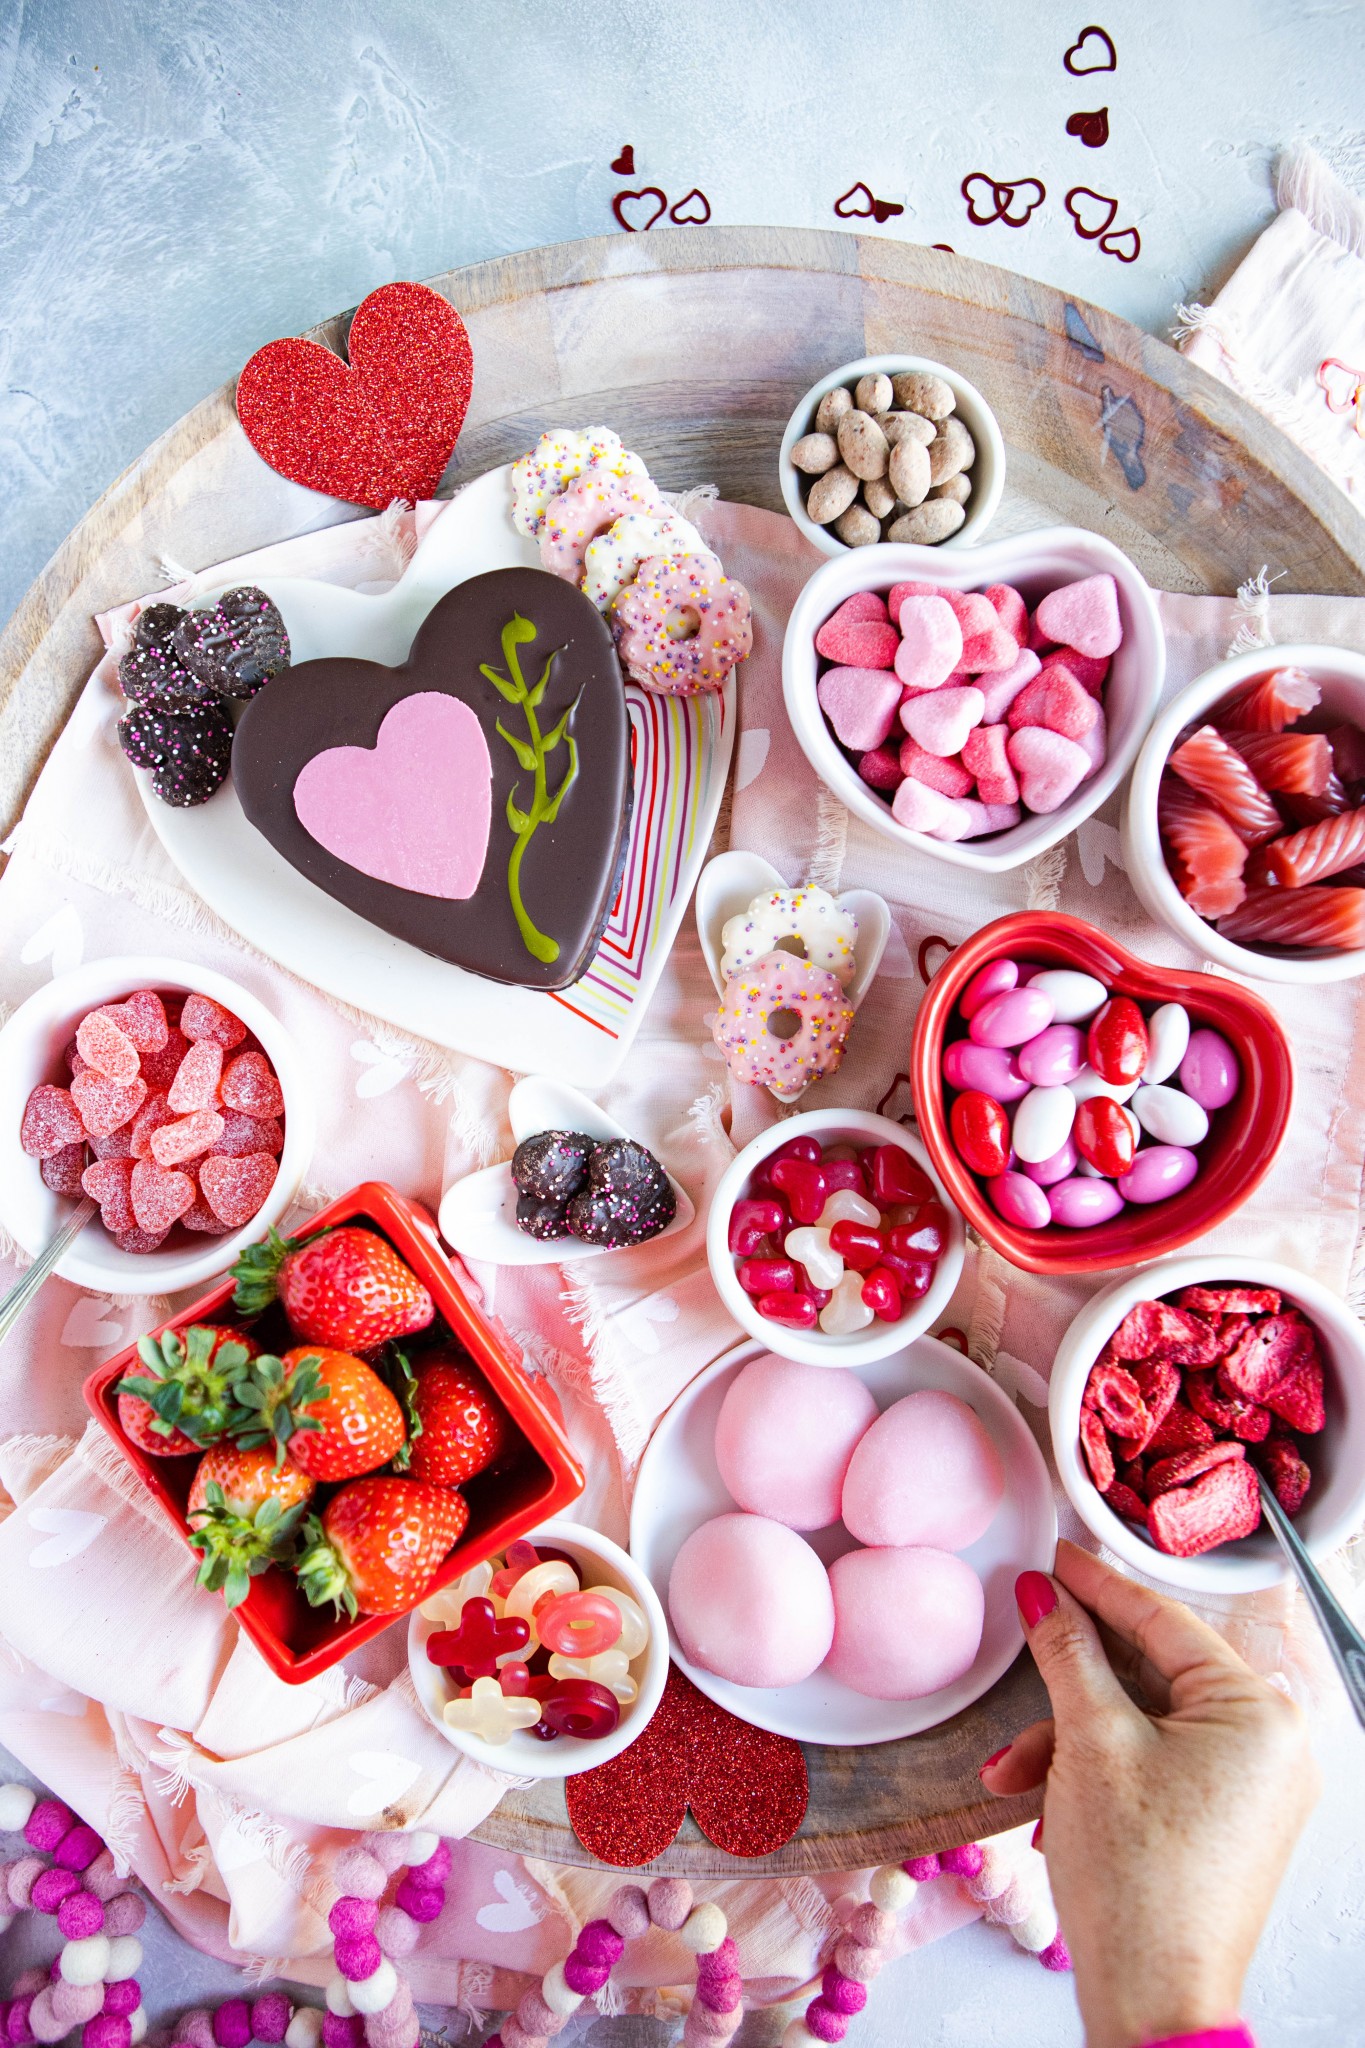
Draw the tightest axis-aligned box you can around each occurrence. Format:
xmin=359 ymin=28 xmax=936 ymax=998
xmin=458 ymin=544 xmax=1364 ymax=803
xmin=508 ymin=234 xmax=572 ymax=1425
xmin=48 ymin=1983 xmax=102 ymax=2028
xmin=6 ymin=1858 xmax=45 ymax=1910
xmin=647 ymin=1877 xmax=693 ymax=1932
xmin=102 ymin=1984 xmax=140 ymax=2018
xmin=804 ymin=2003 xmax=849 ymax=2044
xmin=374 ymin=1907 xmax=419 ymax=1958
xmin=329 ymin=1898 xmax=378 ymax=1941
xmin=83 ymin=1852 xmax=121 ymax=1903
xmin=407 ymin=1843 xmax=450 ymax=1887
xmin=574 ymin=1921 xmax=624 ymax=1971
xmin=515 ymin=1989 xmax=559 ymax=2037
xmin=13 ymin=1973 xmax=48 ymax=2001
xmin=7 ymin=1995 xmax=36 ymax=2047
xmin=902 ymin=1854 xmax=940 ymax=1881
xmin=213 ymin=1999 xmax=253 ymax=2048
xmin=54 ymin=1826 xmax=103 ymax=1874
xmin=333 ymin=1850 xmax=387 ymax=1900
xmin=939 ymin=1842 xmax=985 ymax=1878
xmin=1039 ymin=1932 xmax=1072 ymax=1972
xmin=820 ymin=1968 xmax=867 ymax=2015
xmin=57 ymin=1892 xmax=104 ymax=1939
xmin=29 ymin=1868 xmax=79 ymax=1915
xmin=24 ymin=1801 xmax=74 ymax=1855
xmin=335 ymin=1936 xmax=383 ymax=1983
xmin=562 ymin=1955 xmax=610 ymax=1996
xmin=393 ymin=1878 xmax=443 ymax=1922
xmin=358 ymin=1835 xmax=409 ymax=1875
xmin=26 ymin=1990 xmax=68 ymax=2047
xmin=696 ymin=1938 xmax=738 ymax=1978
xmin=606 ymin=1884 xmax=650 ymax=1940
xmin=251 ymin=1999 xmax=292 ymax=2046
xmin=695 ymin=1975 xmax=742 ymax=2014
xmin=846 ymin=1904 xmax=895 ymax=1948
xmin=82 ymin=2019 xmax=131 ymax=2048
xmin=176 ymin=2011 xmax=216 ymax=2048
xmin=322 ymin=2018 xmax=364 ymax=2048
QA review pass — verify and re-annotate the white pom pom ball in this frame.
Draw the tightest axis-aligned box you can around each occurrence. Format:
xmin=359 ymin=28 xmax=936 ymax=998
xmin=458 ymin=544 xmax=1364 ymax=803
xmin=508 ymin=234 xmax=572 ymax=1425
xmin=679 ymin=1902 xmax=728 ymax=1954
xmin=129 ymin=2009 xmax=148 ymax=2045
xmin=540 ymin=1963 xmax=583 ymax=2017
xmin=869 ymin=1865 xmax=917 ymax=1913
xmin=1013 ymin=1901 xmax=1059 ymax=1953
xmin=782 ymin=2024 xmax=822 ymax=2048
xmin=0 ymin=1783 xmax=37 ymax=1831
xmin=286 ymin=2010 xmax=326 ymax=2048
xmin=400 ymin=1830 xmax=438 ymax=1867
xmin=325 ymin=1979 xmax=355 ymax=2018
xmin=347 ymin=1962 xmax=398 ymax=2016
xmin=59 ymin=1935 xmax=111 ymax=1986
xmin=105 ymin=1936 xmax=143 ymax=1982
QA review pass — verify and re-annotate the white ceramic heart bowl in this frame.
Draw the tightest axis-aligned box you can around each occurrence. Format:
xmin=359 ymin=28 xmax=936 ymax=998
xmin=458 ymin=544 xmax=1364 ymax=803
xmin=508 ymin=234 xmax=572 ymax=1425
xmin=1049 ymin=1255 xmax=1365 ymax=1594
xmin=779 ymin=353 xmax=1005 ymax=555
xmin=705 ymin=1108 xmax=966 ymax=1367
xmin=1123 ymin=641 xmax=1365 ymax=984
xmin=407 ymin=1517 xmax=669 ymax=1779
xmin=0 ymin=956 xmax=315 ymax=1295
xmin=782 ymin=526 xmax=1165 ymax=875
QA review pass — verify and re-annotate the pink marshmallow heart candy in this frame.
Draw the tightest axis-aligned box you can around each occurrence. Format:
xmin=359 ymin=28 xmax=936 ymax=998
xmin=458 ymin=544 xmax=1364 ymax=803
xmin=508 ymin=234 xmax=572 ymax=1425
xmin=1039 ymin=650 xmax=1110 ymax=698
xmin=961 ymin=723 xmax=1020 ymax=805
xmin=984 ymin=584 xmax=1028 ymax=646
xmin=892 ymin=778 xmax=973 ymax=840
xmin=898 ymin=739 xmax=974 ymax=797
xmin=977 ymin=648 xmax=1041 ymax=724
xmin=894 ymin=596 xmax=963 ymax=691
xmin=900 ymin=684 xmax=984 ymax=759
xmin=817 ymin=667 xmax=903 ymax=750
xmin=1075 ymin=700 xmax=1108 ymax=774
xmin=1034 ymin=574 xmax=1122 ymax=659
xmin=957 ymin=799 xmax=1023 ymax=838
xmin=887 ymin=580 xmax=944 ymax=625
xmin=858 ymin=744 xmax=902 ymax=791
xmin=828 ymin=590 xmax=889 ymax=624
xmin=1007 ymin=668 xmax=1099 ymax=741
xmin=1007 ymin=727 xmax=1092 ymax=814
xmin=939 ymin=589 xmax=997 ymax=637
xmin=815 ymin=600 xmax=900 ymax=670
xmin=958 ymin=624 xmax=1022 ymax=674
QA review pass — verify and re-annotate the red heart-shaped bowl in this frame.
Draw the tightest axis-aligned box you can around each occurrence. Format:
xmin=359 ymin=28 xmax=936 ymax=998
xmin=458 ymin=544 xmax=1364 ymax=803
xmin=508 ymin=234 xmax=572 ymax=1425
xmin=911 ymin=911 xmax=1294 ymax=1275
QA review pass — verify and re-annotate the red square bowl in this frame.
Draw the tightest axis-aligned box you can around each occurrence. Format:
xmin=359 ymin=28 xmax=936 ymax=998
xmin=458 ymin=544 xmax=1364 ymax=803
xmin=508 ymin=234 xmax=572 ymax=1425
xmin=84 ymin=1181 xmax=584 ymax=1682
xmin=911 ymin=911 xmax=1294 ymax=1276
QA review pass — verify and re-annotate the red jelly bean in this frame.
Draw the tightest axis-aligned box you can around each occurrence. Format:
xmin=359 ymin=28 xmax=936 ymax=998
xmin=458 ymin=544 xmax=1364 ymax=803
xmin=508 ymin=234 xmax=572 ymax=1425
xmin=1086 ymin=996 xmax=1149 ymax=1085
xmin=828 ymin=1221 xmax=885 ymax=1272
xmin=868 ymin=1144 xmax=933 ymax=1207
xmin=819 ymin=1159 xmax=866 ymax=1196
xmin=769 ymin=1157 xmax=827 ymax=1225
xmin=769 ymin=1135 xmax=823 ymax=1165
xmin=758 ymin=1290 xmax=818 ymax=1328
xmin=738 ymin=1257 xmax=797 ymax=1296
xmin=889 ymin=1205 xmax=948 ymax=1259
xmin=880 ymin=1250 xmax=935 ymax=1300
xmin=540 ymin=1678 xmax=621 ymax=1740
xmin=861 ymin=1266 xmax=904 ymax=1321
xmin=796 ymin=1275 xmax=833 ymax=1310
xmin=728 ymin=1198 xmax=786 ymax=1256
xmin=1072 ymin=1097 xmax=1135 ymax=1177
xmin=949 ymin=1091 xmax=1011 ymax=1178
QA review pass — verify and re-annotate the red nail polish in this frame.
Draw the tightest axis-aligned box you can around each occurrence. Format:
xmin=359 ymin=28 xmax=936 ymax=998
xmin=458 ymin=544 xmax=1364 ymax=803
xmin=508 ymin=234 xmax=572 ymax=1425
xmin=978 ymin=1745 xmax=1011 ymax=1778
xmin=1015 ymin=1570 xmax=1058 ymax=1628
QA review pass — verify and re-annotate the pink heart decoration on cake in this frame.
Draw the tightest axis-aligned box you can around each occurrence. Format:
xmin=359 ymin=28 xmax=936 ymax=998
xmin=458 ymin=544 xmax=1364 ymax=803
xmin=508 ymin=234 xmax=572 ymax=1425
xmin=293 ymin=693 xmax=492 ymax=900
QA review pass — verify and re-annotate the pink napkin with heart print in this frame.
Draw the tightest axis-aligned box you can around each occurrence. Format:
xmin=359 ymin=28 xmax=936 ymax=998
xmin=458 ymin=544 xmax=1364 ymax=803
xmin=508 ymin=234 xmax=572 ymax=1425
xmin=1177 ymin=144 xmax=1365 ymax=502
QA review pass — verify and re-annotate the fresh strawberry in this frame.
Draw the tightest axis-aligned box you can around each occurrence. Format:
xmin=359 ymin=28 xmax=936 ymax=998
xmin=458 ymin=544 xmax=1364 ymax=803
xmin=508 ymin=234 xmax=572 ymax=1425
xmin=115 ymin=1322 xmax=260 ymax=1455
xmin=403 ymin=1349 xmax=510 ymax=1487
xmin=294 ymin=1477 xmax=469 ymax=1617
xmin=232 ymin=1224 xmax=434 ymax=1350
xmin=234 ymin=1346 xmax=406 ymax=1480
xmin=186 ymin=1444 xmax=315 ymax=1609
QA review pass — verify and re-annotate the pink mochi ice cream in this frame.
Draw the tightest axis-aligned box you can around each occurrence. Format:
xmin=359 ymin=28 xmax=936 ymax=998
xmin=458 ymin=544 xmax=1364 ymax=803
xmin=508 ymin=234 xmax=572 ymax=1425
xmin=714 ymin=1352 xmax=879 ymax=1531
xmin=841 ymin=1388 xmax=1005 ymax=1551
xmin=824 ymin=1546 xmax=985 ymax=1699
xmin=668 ymin=1512 xmax=835 ymax=1688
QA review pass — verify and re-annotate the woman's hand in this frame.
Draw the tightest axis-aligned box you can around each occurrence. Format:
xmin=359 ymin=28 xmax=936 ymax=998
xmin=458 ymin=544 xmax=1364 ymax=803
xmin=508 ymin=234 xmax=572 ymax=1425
xmin=981 ymin=1539 xmax=1319 ymax=2048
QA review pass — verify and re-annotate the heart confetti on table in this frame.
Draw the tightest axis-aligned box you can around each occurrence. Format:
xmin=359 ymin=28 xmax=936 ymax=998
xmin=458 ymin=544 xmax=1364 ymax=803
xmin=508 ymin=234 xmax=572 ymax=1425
xmin=235 ymin=281 xmax=474 ymax=509
xmin=610 ymin=144 xmax=636 ymax=175
xmin=612 ymin=186 xmax=668 ymax=233
xmin=669 ymin=187 xmax=713 ymax=225
xmin=1064 ymin=24 xmax=1117 ymax=74
xmin=961 ymin=174 xmax=1046 ymax=227
xmin=1066 ymin=106 xmax=1110 ymax=148
xmin=1065 ymin=185 xmax=1119 ymax=239
xmin=833 ymin=181 xmax=905 ymax=224
xmin=564 ymin=1664 xmax=808 ymax=1865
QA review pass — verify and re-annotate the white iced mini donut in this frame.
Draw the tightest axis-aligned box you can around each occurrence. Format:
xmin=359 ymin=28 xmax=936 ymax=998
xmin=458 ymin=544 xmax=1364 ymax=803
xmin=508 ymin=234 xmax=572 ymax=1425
xmin=582 ymin=508 xmax=707 ymax=611
xmin=711 ymin=949 xmax=854 ymax=1092
xmin=538 ymin=466 xmax=665 ymax=583
xmin=510 ymin=427 xmax=647 ymax=537
xmin=720 ymin=885 xmax=859 ymax=989
xmin=611 ymin=551 xmax=753 ymax=695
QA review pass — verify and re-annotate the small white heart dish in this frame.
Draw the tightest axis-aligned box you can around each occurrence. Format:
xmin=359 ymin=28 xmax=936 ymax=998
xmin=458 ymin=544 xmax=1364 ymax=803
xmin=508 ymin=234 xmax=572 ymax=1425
xmin=437 ymin=1076 xmax=693 ymax=1268
xmin=694 ymin=849 xmax=891 ymax=1104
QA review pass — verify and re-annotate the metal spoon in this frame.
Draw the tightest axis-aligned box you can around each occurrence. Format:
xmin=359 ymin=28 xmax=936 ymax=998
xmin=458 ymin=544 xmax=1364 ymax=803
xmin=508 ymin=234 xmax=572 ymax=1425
xmin=0 ymin=1198 xmax=98 ymax=1349
xmin=1256 ymin=1472 xmax=1365 ymax=1729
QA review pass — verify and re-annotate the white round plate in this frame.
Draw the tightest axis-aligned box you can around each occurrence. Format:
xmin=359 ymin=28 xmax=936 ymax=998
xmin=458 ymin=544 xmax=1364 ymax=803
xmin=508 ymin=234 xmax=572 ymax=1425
xmin=438 ymin=1076 xmax=693 ymax=1266
xmin=629 ymin=1334 xmax=1056 ymax=1744
xmin=129 ymin=465 xmax=736 ymax=1087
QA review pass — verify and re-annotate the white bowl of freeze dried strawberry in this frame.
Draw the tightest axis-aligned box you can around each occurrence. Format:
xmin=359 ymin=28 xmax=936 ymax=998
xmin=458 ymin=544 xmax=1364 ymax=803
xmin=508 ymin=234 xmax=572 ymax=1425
xmin=1049 ymin=1256 xmax=1365 ymax=1593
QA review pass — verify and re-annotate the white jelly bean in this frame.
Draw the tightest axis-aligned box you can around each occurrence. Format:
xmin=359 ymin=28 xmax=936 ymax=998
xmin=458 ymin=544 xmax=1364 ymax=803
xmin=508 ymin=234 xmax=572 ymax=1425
xmin=1012 ymin=1085 xmax=1077 ymax=1164
xmin=817 ymin=1189 xmax=880 ymax=1229
xmin=785 ymin=1225 xmax=844 ymax=1291
xmin=1132 ymin=1083 xmax=1209 ymax=1147
xmin=1026 ymin=969 xmax=1108 ymax=1022
xmin=1068 ymin=1065 xmax=1138 ymax=1106
xmin=820 ymin=1269 xmax=875 ymax=1334
xmin=1141 ymin=1002 xmax=1190 ymax=1085
xmin=1120 ymin=1103 xmax=1142 ymax=1149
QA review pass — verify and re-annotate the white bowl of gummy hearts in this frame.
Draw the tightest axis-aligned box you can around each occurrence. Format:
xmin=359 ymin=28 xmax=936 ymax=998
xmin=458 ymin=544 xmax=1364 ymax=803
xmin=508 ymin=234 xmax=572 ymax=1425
xmin=782 ymin=526 xmax=1164 ymax=873
xmin=705 ymin=1109 xmax=966 ymax=1364
xmin=0 ymin=956 xmax=314 ymax=1294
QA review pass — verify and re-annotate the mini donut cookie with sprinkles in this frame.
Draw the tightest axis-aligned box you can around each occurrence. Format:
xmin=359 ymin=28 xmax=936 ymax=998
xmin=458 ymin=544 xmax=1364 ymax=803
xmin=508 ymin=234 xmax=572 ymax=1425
xmin=712 ymin=950 xmax=855 ymax=1101
xmin=720 ymin=885 xmax=860 ymax=988
xmin=509 ymin=425 xmax=754 ymax=696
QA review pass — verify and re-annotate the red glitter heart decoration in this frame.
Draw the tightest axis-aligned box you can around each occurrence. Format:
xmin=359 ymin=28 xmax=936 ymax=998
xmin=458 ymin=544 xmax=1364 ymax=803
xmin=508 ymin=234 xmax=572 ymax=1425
xmin=236 ymin=282 xmax=474 ymax=509
xmin=611 ymin=144 xmax=636 ymax=175
xmin=565 ymin=1664 xmax=808 ymax=1866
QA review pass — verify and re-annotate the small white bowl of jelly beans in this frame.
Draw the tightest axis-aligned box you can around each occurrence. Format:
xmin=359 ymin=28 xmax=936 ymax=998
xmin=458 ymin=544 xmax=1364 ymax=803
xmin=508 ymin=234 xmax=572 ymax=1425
xmin=407 ymin=1520 xmax=668 ymax=1779
xmin=706 ymin=1108 xmax=966 ymax=1367
xmin=943 ymin=958 xmax=1241 ymax=1235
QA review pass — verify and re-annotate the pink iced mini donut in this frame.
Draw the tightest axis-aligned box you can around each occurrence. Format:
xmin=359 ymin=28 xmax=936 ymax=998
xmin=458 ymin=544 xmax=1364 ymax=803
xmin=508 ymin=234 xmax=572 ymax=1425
xmin=711 ymin=950 xmax=854 ymax=1094
xmin=841 ymin=1389 xmax=1005 ymax=1551
xmin=715 ymin=1353 xmax=879 ymax=1530
xmin=668 ymin=1512 xmax=834 ymax=1688
xmin=538 ymin=464 xmax=664 ymax=582
xmin=611 ymin=551 xmax=753 ymax=695
xmin=824 ymin=1546 xmax=984 ymax=1699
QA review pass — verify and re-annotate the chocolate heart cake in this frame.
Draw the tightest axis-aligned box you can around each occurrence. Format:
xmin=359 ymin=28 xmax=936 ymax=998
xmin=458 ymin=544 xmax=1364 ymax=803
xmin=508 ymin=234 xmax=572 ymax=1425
xmin=232 ymin=566 xmax=632 ymax=991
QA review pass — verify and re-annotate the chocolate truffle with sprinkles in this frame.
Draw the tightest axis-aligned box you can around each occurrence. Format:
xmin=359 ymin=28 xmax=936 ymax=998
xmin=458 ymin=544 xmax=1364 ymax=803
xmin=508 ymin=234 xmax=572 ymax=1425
xmin=512 ymin=1130 xmax=594 ymax=1206
xmin=117 ymin=696 xmax=234 ymax=807
xmin=118 ymin=603 xmax=211 ymax=708
xmin=568 ymin=1138 xmax=676 ymax=1247
xmin=173 ymin=585 xmax=291 ymax=700
xmin=516 ymin=1193 xmax=573 ymax=1241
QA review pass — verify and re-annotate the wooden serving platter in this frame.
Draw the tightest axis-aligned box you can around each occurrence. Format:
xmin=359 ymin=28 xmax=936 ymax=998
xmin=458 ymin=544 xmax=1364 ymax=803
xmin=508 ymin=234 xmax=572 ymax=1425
xmin=4 ymin=226 xmax=1365 ymax=1876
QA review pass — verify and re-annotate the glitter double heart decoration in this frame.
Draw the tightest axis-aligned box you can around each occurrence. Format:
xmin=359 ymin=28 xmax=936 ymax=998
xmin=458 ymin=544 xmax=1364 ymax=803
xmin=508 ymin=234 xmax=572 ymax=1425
xmin=960 ymin=173 xmax=1047 ymax=228
xmin=834 ymin=180 xmax=906 ymax=225
xmin=1065 ymin=186 xmax=1141 ymax=262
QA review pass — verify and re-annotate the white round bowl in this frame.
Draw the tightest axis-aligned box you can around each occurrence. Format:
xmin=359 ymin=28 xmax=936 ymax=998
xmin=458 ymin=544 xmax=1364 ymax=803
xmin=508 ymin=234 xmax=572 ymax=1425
xmin=407 ymin=1517 xmax=669 ymax=1779
xmin=1123 ymin=641 xmax=1365 ymax=984
xmin=0 ymin=956 xmax=315 ymax=1294
xmin=779 ymin=353 xmax=1005 ymax=555
xmin=705 ymin=1108 xmax=966 ymax=1367
xmin=783 ymin=525 xmax=1165 ymax=875
xmin=1049 ymin=1255 xmax=1365 ymax=1594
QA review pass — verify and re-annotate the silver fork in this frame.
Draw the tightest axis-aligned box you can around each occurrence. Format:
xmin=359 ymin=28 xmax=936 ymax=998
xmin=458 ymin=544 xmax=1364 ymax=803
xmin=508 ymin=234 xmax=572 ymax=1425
xmin=1257 ymin=1472 xmax=1365 ymax=1729
xmin=0 ymin=1198 xmax=98 ymax=1349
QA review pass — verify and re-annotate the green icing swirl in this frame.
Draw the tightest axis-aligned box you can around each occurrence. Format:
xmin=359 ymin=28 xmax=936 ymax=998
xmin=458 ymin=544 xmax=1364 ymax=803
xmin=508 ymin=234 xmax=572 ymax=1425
xmin=480 ymin=612 xmax=581 ymax=965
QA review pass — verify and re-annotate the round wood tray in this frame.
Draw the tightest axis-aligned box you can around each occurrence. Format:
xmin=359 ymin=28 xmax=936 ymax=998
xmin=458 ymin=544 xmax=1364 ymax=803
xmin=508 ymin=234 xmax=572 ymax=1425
xmin=4 ymin=226 xmax=1364 ymax=1877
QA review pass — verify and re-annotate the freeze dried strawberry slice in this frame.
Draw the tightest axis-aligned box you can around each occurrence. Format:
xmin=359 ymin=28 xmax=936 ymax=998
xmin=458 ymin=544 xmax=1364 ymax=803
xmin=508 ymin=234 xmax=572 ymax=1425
xmin=1145 ymin=1402 xmax=1216 ymax=1455
xmin=1176 ymin=1284 xmax=1281 ymax=1317
xmin=199 ymin=1150 xmax=278 ymax=1228
xmin=1220 ymin=1313 xmax=1316 ymax=1403
xmin=1185 ymin=1372 xmax=1272 ymax=1442
xmin=210 ymin=1110 xmax=284 ymax=1158
xmin=1147 ymin=1440 xmax=1246 ymax=1496
xmin=1112 ymin=1299 xmax=1208 ymax=1361
xmin=179 ymin=992 xmax=247 ymax=1048
xmin=168 ymin=1039 xmax=224 ymax=1112
xmin=1080 ymin=1408 xmax=1116 ymax=1492
xmin=71 ymin=1070 xmax=147 ymax=1139
xmin=1103 ymin=1481 xmax=1149 ymax=1526
xmin=220 ymin=1050 xmax=284 ymax=1117
xmin=1117 ymin=1457 xmax=1148 ymax=1499
xmin=75 ymin=1009 xmax=140 ymax=1082
xmin=1148 ymin=1458 xmax=1262 ymax=1556
xmin=1263 ymin=1355 xmax=1326 ymax=1434
xmin=20 ymin=1083 xmax=86 ymax=1159
xmin=98 ymin=990 xmax=168 ymax=1055
xmin=41 ymin=1141 xmax=89 ymax=1196
xmin=1130 ymin=1357 xmax=1181 ymax=1452
xmin=1086 ymin=1362 xmax=1151 ymax=1440
xmin=150 ymin=1108 xmax=225 ymax=1167
xmin=1257 ymin=1438 xmax=1312 ymax=1515
xmin=139 ymin=1025 xmax=191 ymax=1091
xmin=1158 ymin=775 xmax=1248 ymax=918
xmin=130 ymin=1158 xmax=195 ymax=1233
xmin=82 ymin=1157 xmax=137 ymax=1233
xmin=1218 ymin=666 xmax=1320 ymax=734
xmin=128 ymin=1089 xmax=175 ymax=1160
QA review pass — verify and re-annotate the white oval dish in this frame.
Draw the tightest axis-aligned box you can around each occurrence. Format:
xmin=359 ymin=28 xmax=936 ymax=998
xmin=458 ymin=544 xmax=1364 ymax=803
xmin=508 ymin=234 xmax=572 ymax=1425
xmin=438 ymin=1076 xmax=693 ymax=1267
xmin=407 ymin=1516 xmax=669 ymax=1779
xmin=782 ymin=525 xmax=1165 ymax=875
xmin=1049 ymin=1254 xmax=1365 ymax=1594
xmin=630 ymin=1334 xmax=1056 ymax=1744
xmin=778 ymin=353 xmax=1005 ymax=557
xmin=0 ymin=956 xmax=314 ymax=1295
xmin=705 ymin=1107 xmax=965 ymax=1367
xmin=694 ymin=849 xmax=891 ymax=1103
xmin=1122 ymin=641 xmax=1365 ymax=984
